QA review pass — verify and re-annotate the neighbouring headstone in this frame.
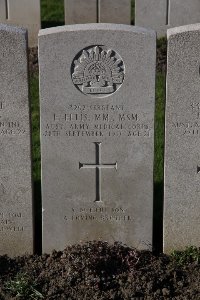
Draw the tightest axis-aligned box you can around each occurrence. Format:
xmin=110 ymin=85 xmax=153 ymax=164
xmin=164 ymin=24 xmax=200 ymax=253
xmin=65 ymin=0 xmax=131 ymax=25
xmin=99 ymin=0 xmax=131 ymax=24
xmin=65 ymin=0 xmax=97 ymax=24
xmin=135 ymin=0 xmax=168 ymax=37
xmin=135 ymin=0 xmax=200 ymax=37
xmin=0 ymin=0 xmax=40 ymax=47
xmin=0 ymin=1 xmax=6 ymax=19
xmin=39 ymin=24 xmax=156 ymax=253
xmin=170 ymin=0 xmax=200 ymax=27
xmin=0 ymin=24 xmax=33 ymax=256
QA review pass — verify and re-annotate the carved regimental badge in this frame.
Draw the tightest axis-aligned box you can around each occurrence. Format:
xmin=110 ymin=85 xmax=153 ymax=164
xmin=71 ymin=45 xmax=125 ymax=97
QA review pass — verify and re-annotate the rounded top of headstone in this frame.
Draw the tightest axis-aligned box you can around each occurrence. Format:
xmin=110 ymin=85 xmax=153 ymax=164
xmin=0 ymin=23 xmax=27 ymax=35
xmin=167 ymin=23 xmax=200 ymax=38
xmin=39 ymin=23 xmax=156 ymax=38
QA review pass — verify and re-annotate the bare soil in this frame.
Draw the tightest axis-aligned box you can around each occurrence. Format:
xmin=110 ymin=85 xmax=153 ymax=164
xmin=0 ymin=242 xmax=199 ymax=300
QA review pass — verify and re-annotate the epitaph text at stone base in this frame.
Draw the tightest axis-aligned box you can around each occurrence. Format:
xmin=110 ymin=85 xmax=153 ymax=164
xmin=39 ymin=24 xmax=156 ymax=253
xmin=0 ymin=24 xmax=33 ymax=257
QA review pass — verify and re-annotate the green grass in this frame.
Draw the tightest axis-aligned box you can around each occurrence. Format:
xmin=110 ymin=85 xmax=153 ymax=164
xmin=171 ymin=246 xmax=200 ymax=266
xmin=41 ymin=0 xmax=64 ymax=24
xmin=30 ymin=75 xmax=40 ymax=182
xmin=154 ymin=73 xmax=165 ymax=184
xmin=40 ymin=0 xmax=135 ymax=25
xmin=5 ymin=273 xmax=43 ymax=299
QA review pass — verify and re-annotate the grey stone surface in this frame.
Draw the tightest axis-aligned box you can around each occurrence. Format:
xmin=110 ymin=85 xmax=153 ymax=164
xmin=65 ymin=0 xmax=131 ymax=25
xmin=0 ymin=24 xmax=33 ymax=257
xmin=170 ymin=0 xmax=200 ymax=27
xmin=135 ymin=0 xmax=168 ymax=37
xmin=99 ymin=0 xmax=131 ymax=24
xmin=39 ymin=24 xmax=156 ymax=253
xmin=164 ymin=24 xmax=200 ymax=253
xmin=0 ymin=1 xmax=6 ymax=19
xmin=65 ymin=0 xmax=97 ymax=24
xmin=0 ymin=0 xmax=40 ymax=47
xmin=135 ymin=0 xmax=200 ymax=37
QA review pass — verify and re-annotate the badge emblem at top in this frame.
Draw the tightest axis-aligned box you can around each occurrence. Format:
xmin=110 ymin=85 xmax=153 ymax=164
xmin=71 ymin=45 xmax=125 ymax=98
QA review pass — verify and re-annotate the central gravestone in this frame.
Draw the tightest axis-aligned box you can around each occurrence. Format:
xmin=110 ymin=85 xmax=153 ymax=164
xmin=39 ymin=24 xmax=156 ymax=253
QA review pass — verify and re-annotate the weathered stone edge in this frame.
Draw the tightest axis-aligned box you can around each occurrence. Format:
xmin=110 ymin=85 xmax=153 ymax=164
xmin=167 ymin=23 xmax=200 ymax=38
xmin=0 ymin=23 xmax=27 ymax=35
xmin=39 ymin=23 xmax=156 ymax=37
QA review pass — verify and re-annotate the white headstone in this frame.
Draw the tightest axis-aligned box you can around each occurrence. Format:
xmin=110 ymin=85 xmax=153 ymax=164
xmin=135 ymin=0 xmax=200 ymax=37
xmin=0 ymin=0 xmax=40 ymax=47
xmin=164 ymin=24 xmax=200 ymax=253
xmin=39 ymin=24 xmax=156 ymax=253
xmin=135 ymin=0 xmax=168 ymax=37
xmin=0 ymin=24 xmax=33 ymax=257
xmin=0 ymin=1 xmax=6 ymax=19
xmin=65 ymin=0 xmax=97 ymax=24
xmin=99 ymin=0 xmax=131 ymax=24
xmin=170 ymin=0 xmax=200 ymax=27
xmin=65 ymin=0 xmax=131 ymax=25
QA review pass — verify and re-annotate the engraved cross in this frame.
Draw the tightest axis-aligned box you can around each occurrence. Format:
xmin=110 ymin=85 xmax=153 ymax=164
xmin=79 ymin=142 xmax=117 ymax=202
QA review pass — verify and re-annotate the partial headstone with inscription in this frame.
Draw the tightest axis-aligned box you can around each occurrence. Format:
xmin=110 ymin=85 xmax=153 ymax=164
xmin=39 ymin=24 xmax=156 ymax=253
xmin=0 ymin=24 xmax=33 ymax=257
xmin=164 ymin=24 xmax=200 ymax=253
xmin=135 ymin=0 xmax=200 ymax=37
xmin=0 ymin=0 xmax=40 ymax=47
xmin=65 ymin=0 xmax=131 ymax=25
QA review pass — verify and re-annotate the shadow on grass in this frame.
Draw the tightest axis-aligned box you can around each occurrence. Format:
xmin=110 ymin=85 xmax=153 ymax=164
xmin=153 ymin=181 xmax=164 ymax=254
xmin=41 ymin=21 xmax=65 ymax=29
xmin=33 ymin=180 xmax=42 ymax=255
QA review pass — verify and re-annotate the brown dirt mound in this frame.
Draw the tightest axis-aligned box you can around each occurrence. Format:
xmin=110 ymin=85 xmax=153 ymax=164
xmin=0 ymin=241 xmax=199 ymax=299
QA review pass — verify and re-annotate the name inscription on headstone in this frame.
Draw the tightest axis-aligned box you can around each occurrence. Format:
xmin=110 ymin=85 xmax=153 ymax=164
xmin=170 ymin=102 xmax=200 ymax=136
xmin=43 ymin=109 xmax=150 ymax=138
